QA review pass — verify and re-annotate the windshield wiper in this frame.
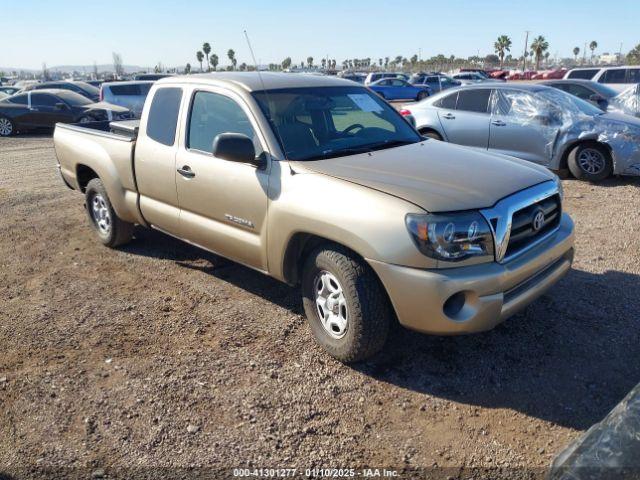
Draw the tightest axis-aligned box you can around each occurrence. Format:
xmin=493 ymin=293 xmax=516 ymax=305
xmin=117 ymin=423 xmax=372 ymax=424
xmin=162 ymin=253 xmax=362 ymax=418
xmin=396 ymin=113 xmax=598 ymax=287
xmin=297 ymin=139 xmax=417 ymax=161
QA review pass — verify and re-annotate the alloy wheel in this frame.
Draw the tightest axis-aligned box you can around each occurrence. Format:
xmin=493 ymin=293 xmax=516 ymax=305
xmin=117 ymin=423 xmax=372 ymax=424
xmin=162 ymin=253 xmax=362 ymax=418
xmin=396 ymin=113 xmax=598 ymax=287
xmin=577 ymin=148 xmax=606 ymax=175
xmin=90 ymin=194 xmax=112 ymax=235
xmin=0 ymin=118 xmax=13 ymax=136
xmin=314 ymin=271 xmax=349 ymax=339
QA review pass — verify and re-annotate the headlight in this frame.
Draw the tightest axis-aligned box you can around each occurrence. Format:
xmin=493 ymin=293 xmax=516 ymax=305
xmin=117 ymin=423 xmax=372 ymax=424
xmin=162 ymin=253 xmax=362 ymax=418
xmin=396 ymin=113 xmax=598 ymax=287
xmin=405 ymin=212 xmax=494 ymax=263
xmin=554 ymin=175 xmax=564 ymax=200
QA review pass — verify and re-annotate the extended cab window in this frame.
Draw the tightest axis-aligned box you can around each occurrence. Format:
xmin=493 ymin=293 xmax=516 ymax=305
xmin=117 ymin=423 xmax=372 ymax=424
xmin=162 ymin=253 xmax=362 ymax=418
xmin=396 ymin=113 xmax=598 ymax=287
xmin=146 ymin=87 xmax=182 ymax=146
xmin=187 ymin=91 xmax=262 ymax=154
xmin=456 ymin=89 xmax=491 ymax=113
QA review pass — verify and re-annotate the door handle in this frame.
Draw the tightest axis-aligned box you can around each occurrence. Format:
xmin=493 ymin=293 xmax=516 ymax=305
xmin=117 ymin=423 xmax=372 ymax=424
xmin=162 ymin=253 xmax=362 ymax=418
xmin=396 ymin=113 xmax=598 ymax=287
xmin=177 ymin=165 xmax=195 ymax=178
xmin=491 ymin=120 xmax=506 ymax=126
xmin=442 ymin=113 xmax=455 ymax=120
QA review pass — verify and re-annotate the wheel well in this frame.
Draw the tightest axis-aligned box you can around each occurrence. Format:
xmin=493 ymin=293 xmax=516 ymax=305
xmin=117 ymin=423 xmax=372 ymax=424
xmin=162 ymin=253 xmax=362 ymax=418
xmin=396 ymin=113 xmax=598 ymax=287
xmin=559 ymin=140 xmax=612 ymax=171
xmin=283 ymin=233 xmax=374 ymax=286
xmin=418 ymin=127 xmax=442 ymax=138
xmin=76 ymin=164 xmax=99 ymax=192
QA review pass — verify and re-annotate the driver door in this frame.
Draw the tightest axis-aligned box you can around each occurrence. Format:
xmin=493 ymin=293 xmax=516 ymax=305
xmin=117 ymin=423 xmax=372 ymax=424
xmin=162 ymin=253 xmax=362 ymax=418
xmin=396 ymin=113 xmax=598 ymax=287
xmin=175 ymin=88 xmax=270 ymax=271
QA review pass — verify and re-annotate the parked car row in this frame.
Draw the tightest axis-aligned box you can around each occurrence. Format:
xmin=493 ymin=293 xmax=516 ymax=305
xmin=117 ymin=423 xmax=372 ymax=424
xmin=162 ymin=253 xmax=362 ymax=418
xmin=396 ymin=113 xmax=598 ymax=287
xmin=0 ymin=89 xmax=133 ymax=136
xmin=401 ymin=82 xmax=640 ymax=181
xmin=0 ymin=79 xmax=155 ymax=135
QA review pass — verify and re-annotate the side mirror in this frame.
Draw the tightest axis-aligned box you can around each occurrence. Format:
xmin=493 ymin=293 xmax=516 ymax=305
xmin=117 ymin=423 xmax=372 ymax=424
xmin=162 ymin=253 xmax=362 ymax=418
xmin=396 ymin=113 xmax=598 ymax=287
xmin=212 ymin=133 xmax=263 ymax=168
xmin=589 ymin=94 xmax=608 ymax=110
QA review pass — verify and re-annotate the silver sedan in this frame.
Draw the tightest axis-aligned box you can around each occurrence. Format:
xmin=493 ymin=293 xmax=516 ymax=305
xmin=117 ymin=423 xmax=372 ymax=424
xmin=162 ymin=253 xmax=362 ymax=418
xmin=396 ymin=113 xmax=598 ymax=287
xmin=402 ymin=84 xmax=640 ymax=181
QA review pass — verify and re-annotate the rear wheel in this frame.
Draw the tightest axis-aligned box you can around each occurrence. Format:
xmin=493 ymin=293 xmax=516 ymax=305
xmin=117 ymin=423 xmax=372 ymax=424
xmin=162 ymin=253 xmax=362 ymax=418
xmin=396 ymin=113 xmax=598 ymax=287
xmin=0 ymin=117 xmax=14 ymax=136
xmin=85 ymin=178 xmax=134 ymax=247
xmin=567 ymin=143 xmax=612 ymax=182
xmin=301 ymin=245 xmax=392 ymax=363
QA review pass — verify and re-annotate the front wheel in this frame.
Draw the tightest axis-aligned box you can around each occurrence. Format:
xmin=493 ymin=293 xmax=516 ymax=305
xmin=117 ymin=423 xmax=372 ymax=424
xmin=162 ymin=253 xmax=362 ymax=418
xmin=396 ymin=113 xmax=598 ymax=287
xmin=0 ymin=116 xmax=15 ymax=136
xmin=85 ymin=178 xmax=134 ymax=247
xmin=301 ymin=245 xmax=392 ymax=362
xmin=567 ymin=143 xmax=612 ymax=182
xmin=417 ymin=91 xmax=429 ymax=101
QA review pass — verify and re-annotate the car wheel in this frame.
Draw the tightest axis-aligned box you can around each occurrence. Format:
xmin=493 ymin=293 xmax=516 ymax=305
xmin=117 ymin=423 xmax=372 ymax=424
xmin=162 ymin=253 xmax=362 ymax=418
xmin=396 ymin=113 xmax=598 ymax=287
xmin=78 ymin=116 xmax=93 ymax=124
xmin=301 ymin=244 xmax=392 ymax=363
xmin=567 ymin=143 xmax=612 ymax=182
xmin=417 ymin=91 xmax=429 ymax=101
xmin=420 ymin=129 xmax=443 ymax=141
xmin=85 ymin=178 xmax=134 ymax=247
xmin=0 ymin=116 xmax=15 ymax=136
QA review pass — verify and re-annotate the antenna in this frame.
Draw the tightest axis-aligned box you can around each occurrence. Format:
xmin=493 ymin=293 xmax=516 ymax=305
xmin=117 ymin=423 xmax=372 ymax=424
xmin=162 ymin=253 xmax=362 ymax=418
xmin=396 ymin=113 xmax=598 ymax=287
xmin=243 ymin=30 xmax=295 ymax=175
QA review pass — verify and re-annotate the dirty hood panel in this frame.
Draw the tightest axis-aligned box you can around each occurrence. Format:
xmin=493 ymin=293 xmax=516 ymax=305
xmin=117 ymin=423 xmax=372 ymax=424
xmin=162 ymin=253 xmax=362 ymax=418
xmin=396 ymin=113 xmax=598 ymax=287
xmin=292 ymin=140 xmax=554 ymax=212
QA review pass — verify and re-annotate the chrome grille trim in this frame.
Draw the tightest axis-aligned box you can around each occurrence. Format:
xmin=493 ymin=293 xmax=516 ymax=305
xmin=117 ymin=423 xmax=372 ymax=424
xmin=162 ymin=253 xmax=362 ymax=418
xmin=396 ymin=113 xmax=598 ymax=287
xmin=480 ymin=181 xmax=560 ymax=263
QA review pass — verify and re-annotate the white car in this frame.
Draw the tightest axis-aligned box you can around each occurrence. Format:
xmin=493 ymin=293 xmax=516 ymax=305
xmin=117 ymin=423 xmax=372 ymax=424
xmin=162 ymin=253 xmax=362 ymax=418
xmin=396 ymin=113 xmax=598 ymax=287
xmin=564 ymin=66 xmax=640 ymax=93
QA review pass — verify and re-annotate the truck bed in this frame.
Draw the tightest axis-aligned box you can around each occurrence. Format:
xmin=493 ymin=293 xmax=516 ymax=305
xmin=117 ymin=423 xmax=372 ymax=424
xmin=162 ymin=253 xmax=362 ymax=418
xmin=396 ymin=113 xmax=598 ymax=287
xmin=53 ymin=119 xmax=142 ymax=224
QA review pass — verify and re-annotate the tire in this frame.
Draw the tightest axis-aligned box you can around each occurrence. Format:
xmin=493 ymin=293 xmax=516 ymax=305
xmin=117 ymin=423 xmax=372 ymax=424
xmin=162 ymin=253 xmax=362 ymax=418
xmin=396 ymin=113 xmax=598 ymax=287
xmin=567 ymin=142 xmax=612 ymax=182
xmin=417 ymin=91 xmax=429 ymax=101
xmin=85 ymin=178 xmax=134 ymax=247
xmin=301 ymin=244 xmax=392 ymax=363
xmin=421 ymin=129 xmax=442 ymax=141
xmin=0 ymin=116 xmax=15 ymax=137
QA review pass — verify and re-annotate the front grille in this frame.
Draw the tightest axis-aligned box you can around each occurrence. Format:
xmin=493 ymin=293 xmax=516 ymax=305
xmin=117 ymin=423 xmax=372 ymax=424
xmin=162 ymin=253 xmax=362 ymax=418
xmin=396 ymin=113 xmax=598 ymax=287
xmin=504 ymin=194 xmax=561 ymax=259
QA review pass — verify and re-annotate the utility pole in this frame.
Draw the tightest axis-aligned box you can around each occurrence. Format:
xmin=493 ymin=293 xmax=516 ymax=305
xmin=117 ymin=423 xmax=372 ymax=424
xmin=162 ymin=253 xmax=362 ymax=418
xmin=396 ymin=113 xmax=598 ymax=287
xmin=618 ymin=42 xmax=623 ymax=64
xmin=523 ymin=31 xmax=530 ymax=71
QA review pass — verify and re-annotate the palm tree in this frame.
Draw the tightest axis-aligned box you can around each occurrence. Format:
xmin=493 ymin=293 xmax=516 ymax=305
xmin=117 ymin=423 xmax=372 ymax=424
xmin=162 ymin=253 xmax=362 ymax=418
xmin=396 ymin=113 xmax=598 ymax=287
xmin=185 ymin=63 xmax=191 ymax=74
xmin=544 ymin=51 xmax=550 ymax=67
xmin=307 ymin=56 xmax=313 ymax=68
xmin=589 ymin=41 xmax=598 ymax=64
xmin=282 ymin=57 xmax=292 ymax=70
xmin=202 ymin=43 xmax=211 ymax=71
xmin=573 ymin=47 xmax=580 ymax=63
xmin=628 ymin=43 xmax=640 ymax=65
xmin=227 ymin=49 xmax=236 ymax=70
xmin=530 ymin=35 xmax=549 ymax=70
xmin=196 ymin=51 xmax=204 ymax=72
xmin=494 ymin=35 xmax=512 ymax=69
xmin=211 ymin=54 xmax=219 ymax=71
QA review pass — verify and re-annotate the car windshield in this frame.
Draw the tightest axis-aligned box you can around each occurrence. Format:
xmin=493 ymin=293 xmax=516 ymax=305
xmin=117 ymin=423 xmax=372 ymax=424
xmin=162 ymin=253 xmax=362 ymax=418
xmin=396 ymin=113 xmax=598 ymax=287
xmin=253 ymin=86 xmax=421 ymax=161
xmin=588 ymin=83 xmax=619 ymax=98
xmin=537 ymin=88 xmax=604 ymax=116
xmin=74 ymin=82 xmax=100 ymax=96
xmin=56 ymin=90 xmax=93 ymax=106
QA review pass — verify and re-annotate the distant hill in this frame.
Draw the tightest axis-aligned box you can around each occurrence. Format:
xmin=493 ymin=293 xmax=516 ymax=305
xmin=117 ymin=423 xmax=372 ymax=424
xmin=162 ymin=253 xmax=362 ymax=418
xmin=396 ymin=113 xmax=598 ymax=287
xmin=1 ymin=64 xmax=150 ymax=74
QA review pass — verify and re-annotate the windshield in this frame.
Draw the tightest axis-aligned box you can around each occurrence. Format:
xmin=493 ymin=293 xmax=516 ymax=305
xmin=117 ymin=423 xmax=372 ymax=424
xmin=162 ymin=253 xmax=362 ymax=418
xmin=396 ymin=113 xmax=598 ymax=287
xmin=537 ymin=88 xmax=604 ymax=116
xmin=74 ymin=82 xmax=100 ymax=96
xmin=57 ymin=90 xmax=93 ymax=106
xmin=253 ymin=86 xmax=421 ymax=161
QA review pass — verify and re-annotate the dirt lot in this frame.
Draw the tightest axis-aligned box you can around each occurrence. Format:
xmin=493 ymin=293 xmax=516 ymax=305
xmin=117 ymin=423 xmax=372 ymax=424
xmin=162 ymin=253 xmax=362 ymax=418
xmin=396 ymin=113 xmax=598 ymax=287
xmin=1 ymin=135 xmax=639 ymax=479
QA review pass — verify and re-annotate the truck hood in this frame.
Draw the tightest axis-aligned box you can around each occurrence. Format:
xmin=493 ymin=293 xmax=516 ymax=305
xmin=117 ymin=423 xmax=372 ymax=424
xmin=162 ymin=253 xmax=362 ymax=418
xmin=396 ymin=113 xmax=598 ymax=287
xmin=292 ymin=140 xmax=554 ymax=212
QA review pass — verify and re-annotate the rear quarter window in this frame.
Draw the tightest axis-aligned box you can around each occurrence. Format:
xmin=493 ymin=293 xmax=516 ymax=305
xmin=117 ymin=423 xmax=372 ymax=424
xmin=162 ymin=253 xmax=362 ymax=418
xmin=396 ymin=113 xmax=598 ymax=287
xmin=146 ymin=87 xmax=183 ymax=146
xmin=435 ymin=92 xmax=458 ymax=109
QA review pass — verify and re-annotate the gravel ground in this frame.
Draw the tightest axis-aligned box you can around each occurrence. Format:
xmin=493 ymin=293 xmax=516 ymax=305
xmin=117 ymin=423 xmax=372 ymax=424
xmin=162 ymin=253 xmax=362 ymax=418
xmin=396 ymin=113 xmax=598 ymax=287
xmin=1 ymin=135 xmax=639 ymax=480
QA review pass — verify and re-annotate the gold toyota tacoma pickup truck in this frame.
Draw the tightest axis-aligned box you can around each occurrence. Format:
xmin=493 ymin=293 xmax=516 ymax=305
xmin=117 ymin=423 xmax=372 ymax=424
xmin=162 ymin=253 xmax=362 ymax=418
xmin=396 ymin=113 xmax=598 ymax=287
xmin=54 ymin=73 xmax=574 ymax=362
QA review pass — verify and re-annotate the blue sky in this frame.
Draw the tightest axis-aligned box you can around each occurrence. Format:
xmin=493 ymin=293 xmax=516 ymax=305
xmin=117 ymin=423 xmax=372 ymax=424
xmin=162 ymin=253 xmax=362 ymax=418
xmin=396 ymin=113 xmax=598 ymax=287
xmin=3 ymin=0 xmax=639 ymax=69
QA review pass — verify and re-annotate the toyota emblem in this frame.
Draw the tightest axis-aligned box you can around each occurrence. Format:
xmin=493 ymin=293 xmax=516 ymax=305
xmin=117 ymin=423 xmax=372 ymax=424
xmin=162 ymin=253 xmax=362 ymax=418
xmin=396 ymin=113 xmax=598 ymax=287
xmin=532 ymin=210 xmax=546 ymax=232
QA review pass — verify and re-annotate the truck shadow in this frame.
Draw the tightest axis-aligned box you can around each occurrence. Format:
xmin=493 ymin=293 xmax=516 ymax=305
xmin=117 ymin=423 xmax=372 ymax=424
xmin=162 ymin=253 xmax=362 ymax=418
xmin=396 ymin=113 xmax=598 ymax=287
xmin=123 ymin=227 xmax=640 ymax=430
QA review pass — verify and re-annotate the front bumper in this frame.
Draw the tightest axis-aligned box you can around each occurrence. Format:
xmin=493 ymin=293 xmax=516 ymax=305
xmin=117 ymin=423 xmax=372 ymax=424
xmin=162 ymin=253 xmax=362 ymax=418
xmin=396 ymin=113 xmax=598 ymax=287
xmin=368 ymin=213 xmax=574 ymax=334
